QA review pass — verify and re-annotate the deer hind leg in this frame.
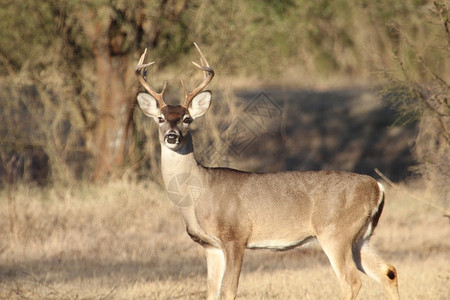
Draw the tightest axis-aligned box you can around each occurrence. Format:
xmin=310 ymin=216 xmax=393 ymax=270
xmin=354 ymin=242 xmax=399 ymax=300
xmin=319 ymin=237 xmax=362 ymax=300
xmin=206 ymin=247 xmax=226 ymax=300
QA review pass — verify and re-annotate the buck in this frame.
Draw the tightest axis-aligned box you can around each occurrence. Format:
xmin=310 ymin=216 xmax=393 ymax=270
xmin=135 ymin=43 xmax=399 ymax=300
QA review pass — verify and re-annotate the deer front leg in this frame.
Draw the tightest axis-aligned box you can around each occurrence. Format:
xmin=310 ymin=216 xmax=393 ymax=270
xmin=206 ymin=247 xmax=226 ymax=300
xmin=219 ymin=242 xmax=245 ymax=300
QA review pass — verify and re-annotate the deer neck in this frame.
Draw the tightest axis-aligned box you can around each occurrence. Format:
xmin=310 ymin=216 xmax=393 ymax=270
xmin=160 ymin=132 xmax=220 ymax=248
xmin=160 ymin=132 xmax=201 ymax=188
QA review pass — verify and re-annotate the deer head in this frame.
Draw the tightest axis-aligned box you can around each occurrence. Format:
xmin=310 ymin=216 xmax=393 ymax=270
xmin=136 ymin=43 xmax=214 ymax=151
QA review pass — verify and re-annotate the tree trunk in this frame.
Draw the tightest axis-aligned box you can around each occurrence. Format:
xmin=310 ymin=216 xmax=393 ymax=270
xmin=92 ymin=52 xmax=133 ymax=181
xmin=81 ymin=6 xmax=134 ymax=182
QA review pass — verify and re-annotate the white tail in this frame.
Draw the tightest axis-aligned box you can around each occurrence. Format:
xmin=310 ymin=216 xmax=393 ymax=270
xmin=135 ymin=43 xmax=399 ymax=300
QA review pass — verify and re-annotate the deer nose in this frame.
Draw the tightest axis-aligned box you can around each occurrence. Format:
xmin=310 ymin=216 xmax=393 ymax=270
xmin=165 ymin=131 xmax=180 ymax=144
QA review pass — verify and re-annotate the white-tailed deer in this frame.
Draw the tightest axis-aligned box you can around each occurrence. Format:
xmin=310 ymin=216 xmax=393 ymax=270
xmin=135 ymin=43 xmax=399 ymax=300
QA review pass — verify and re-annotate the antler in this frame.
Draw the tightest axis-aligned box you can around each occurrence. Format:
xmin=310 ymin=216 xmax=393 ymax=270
xmin=181 ymin=42 xmax=214 ymax=108
xmin=135 ymin=48 xmax=167 ymax=108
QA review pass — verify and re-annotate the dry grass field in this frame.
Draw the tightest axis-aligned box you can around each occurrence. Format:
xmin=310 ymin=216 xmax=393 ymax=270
xmin=0 ymin=179 xmax=448 ymax=299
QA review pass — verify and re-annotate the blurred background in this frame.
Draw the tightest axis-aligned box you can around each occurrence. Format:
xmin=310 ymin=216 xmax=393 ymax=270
xmin=0 ymin=0 xmax=448 ymax=198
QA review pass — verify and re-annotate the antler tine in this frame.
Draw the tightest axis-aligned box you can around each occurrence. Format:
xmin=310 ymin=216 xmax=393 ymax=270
xmin=180 ymin=79 xmax=188 ymax=99
xmin=135 ymin=48 xmax=167 ymax=108
xmin=182 ymin=43 xmax=215 ymax=108
xmin=194 ymin=42 xmax=210 ymax=67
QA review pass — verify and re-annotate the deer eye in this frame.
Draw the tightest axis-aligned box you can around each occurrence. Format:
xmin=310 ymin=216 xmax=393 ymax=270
xmin=183 ymin=117 xmax=192 ymax=125
xmin=158 ymin=117 xmax=164 ymax=123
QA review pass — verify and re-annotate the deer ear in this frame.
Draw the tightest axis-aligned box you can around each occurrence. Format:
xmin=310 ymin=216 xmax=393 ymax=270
xmin=188 ymin=91 xmax=211 ymax=119
xmin=137 ymin=92 xmax=161 ymax=118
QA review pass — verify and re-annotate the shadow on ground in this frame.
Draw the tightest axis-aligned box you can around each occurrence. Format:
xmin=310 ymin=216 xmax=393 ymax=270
xmin=0 ymin=247 xmax=328 ymax=285
xmin=201 ymin=87 xmax=416 ymax=182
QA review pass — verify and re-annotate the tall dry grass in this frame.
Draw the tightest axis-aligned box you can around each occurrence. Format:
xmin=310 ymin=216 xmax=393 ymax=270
xmin=0 ymin=179 xmax=448 ymax=299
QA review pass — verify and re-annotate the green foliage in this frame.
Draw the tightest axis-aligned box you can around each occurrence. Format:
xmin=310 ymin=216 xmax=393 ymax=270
xmin=0 ymin=1 xmax=54 ymax=74
xmin=0 ymin=0 xmax=447 ymax=80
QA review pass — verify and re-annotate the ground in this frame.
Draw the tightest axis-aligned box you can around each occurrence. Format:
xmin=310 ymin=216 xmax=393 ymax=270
xmin=0 ymin=179 xmax=448 ymax=299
